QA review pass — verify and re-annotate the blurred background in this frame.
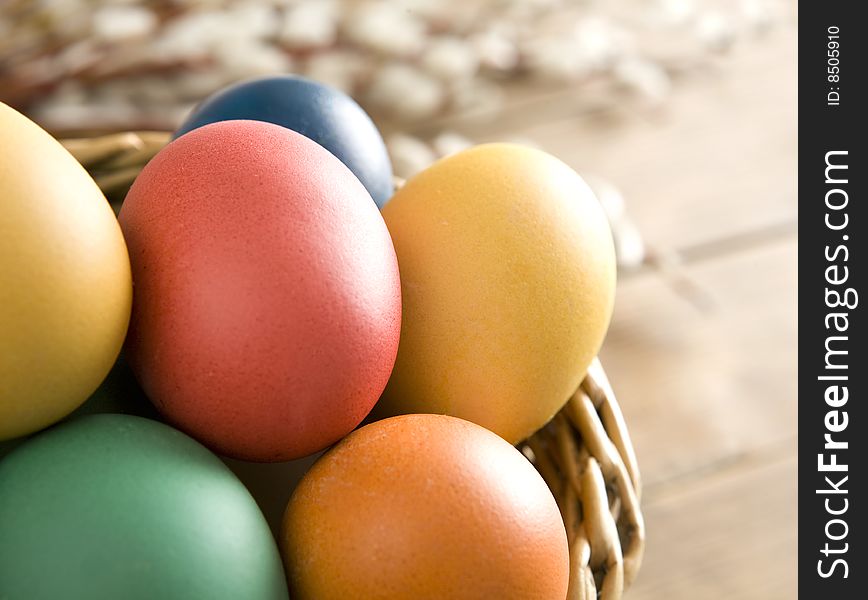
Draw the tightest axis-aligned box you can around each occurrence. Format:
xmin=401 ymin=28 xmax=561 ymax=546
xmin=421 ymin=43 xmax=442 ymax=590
xmin=1 ymin=1 xmax=797 ymax=598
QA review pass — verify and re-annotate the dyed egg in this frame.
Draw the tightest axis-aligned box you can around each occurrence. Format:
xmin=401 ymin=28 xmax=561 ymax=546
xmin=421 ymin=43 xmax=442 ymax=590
xmin=0 ymin=102 xmax=132 ymax=441
xmin=282 ymin=414 xmax=569 ymax=600
xmin=119 ymin=120 xmax=401 ymax=461
xmin=175 ymin=75 xmax=394 ymax=207
xmin=377 ymin=144 xmax=616 ymax=443
xmin=0 ymin=414 xmax=288 ymax=600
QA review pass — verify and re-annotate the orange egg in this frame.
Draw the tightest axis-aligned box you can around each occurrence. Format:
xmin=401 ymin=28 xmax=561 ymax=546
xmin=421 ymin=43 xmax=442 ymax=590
xmin=281 ymin=414 xmax=569 ymax=600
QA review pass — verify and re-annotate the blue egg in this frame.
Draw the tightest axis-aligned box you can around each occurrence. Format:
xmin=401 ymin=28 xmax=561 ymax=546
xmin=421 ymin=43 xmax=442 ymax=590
xmin=175 ymin=75 xmax=393 ymax=208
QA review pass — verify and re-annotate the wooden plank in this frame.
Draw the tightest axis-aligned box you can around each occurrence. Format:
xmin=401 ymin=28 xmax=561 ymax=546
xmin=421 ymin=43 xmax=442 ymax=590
xmin=628 ymin=450 xmax=797 ymax=600
xmin=599 ymin=236 xmax=797 ymax=488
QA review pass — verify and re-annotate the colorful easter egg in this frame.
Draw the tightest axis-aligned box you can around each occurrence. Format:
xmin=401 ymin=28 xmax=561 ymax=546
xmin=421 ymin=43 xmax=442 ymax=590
xmin=0 ymin=414 xmax=288 ymax=600
xmin=119 ymin=120 xmax=401 ymax=461
xmin=282 ymin=414 xmax=569 ymax=600
xmin=0 ymin=101 xmax=132 ymax=441
xmin=376 ymin=143 xmax=616 ymax=443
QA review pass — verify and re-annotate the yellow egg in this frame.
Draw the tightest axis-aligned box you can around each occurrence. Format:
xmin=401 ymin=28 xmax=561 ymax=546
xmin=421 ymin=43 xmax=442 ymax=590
xmin=0 ymin=102 xmax=132 ymax=441
xmin=378 ymin=143 xmax=616 ymax=443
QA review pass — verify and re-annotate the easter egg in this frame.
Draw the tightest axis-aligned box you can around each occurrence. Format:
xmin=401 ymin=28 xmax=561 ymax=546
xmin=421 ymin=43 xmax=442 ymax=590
xmin=282 ymin=414 xmax=569 ymax=600
xmin=175 ymin=75 xmax=393 ymax=208
xmin=0 ymin=102 xmax=132 ymax=441
xmin=119 ymin=120 xmax=401 ymax=462
xmin=376 ymin=143 xmax=616 ymax=443
xmin=0 ymin=414 xmax=288 ymax=600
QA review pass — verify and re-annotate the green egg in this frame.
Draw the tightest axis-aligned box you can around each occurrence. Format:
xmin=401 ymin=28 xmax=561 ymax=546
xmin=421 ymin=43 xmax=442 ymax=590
xmin=0 ymin=414 xmax=289 ymax=600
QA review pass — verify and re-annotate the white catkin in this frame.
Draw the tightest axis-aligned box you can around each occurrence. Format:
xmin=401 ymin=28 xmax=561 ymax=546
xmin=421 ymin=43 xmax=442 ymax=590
xmin=303 ymin=51 xmax=367 ymax=93
xmin=695 ymin=12 xmax=737 ymax=53
xmin=585 ymin=175 xmax=627 ymax=221
xmin=366 ymin=64 xmax=444 ymax=120
xmin=613 ymin=221 xmax=647 ymax=269
xmin=91 ymin=5 xmax=157 ymax=41
xmin=614 ymin=57 xmax=671 ymax=104
xmin=387 ymin=133 xmax=438 ymax=179
xmin=431 ymin=132 xmax=474 ymax=158
xmin=422 ymin=37 xmax=480 ymax=82
xmin=279 ymin=1 xmax=339 ymax=49
xmin=5 ymin=0 xmax=781 ymax=130
xmin=344 ymin=3 xmax=427 ymax=58
xmin=212 ymin=41 xmax=293 ymax=78
xmin=655 ymin=0 xmax=697 ymax=26
xmin=471 ymin=30 xmax=520 ymax=72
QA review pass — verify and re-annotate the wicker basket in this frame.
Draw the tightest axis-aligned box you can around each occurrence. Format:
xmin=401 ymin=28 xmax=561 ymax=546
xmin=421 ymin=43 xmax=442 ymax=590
xmin=521 ymin=359 xmax=645 ymax=600
xmin=61 ymin=131 xmax=646 ymax=600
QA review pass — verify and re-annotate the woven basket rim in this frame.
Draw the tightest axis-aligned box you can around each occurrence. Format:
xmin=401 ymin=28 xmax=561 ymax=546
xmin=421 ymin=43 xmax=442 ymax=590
xmin=521 ymin=358 xmax=645 ymax=599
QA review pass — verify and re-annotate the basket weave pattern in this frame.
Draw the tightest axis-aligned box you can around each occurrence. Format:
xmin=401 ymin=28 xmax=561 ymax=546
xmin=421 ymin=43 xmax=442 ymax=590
xmin=63 ymin=132 xmax=646 ymax=600
xmin=521 ymin=359 xmax=645 ymax=600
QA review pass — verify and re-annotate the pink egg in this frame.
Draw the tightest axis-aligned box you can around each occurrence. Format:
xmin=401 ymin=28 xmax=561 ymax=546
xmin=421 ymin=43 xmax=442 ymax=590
xmin=119 ymin=120 xmax=401 ymax=461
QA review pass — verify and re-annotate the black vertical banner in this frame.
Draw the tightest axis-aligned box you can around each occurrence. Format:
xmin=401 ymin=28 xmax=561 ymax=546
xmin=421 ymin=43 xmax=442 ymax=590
xmin=799 ymin=2 xmax=866 ymax=597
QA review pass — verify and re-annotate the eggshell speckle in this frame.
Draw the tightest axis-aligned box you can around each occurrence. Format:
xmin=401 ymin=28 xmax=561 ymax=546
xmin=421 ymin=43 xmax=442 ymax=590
xmin=119 ymin=120 xmax=401 ymax=461
xmin=282 ymin=414 xmax=569 ymax=600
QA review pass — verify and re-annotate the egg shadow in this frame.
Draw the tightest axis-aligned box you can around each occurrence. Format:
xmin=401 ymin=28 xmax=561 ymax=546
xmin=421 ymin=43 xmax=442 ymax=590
xmin=222 ymin=453 xmax=321 ymax=536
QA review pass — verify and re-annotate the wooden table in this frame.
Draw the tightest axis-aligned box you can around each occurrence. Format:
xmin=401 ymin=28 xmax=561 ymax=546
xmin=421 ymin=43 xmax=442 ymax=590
xmin=395 ymin=22 xmax=798 ymax=600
